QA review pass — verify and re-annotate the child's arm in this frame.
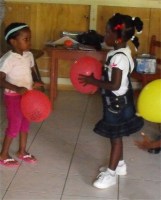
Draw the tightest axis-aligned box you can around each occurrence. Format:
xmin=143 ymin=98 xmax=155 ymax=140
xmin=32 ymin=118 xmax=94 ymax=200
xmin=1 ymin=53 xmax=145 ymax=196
xmin=150 ymin=140 xmax=161 ymax=149
xmin=0 ymin=72 xmax=27 ymax=95
xmin=135 ymin=139 xmax=161 ymax=149
xmin=135 ymin=132 xmax=161 ymax=149
xmin=78 ymin=68 xmax=122 ymax=91
xmin=31 ymin=67 xmax=44 ymax=89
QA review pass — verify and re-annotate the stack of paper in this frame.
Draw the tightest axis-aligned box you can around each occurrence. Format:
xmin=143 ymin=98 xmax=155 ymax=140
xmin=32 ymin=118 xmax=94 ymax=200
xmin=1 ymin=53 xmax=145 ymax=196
xmin=45 ymin=36 xmax=79 ymax=47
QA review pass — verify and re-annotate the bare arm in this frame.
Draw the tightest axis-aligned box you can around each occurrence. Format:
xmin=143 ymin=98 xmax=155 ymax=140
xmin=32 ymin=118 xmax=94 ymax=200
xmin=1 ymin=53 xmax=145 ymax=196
xmin=0 ymin=71 xmax=27 ymax=95
xmin=78 ymin=67 xmax=122 ymax=91
xmin=135 ymin=139 xmax=161 ymax=149
xmin=31 ymin=67 xmax=44 ymax=89
xmin=150 ymin=140 xmax=161 ymax=148
xmin=135 ymin=132 xmax=161 ymax=150
xmin=31 ymin=66 xmax=40 ymax=82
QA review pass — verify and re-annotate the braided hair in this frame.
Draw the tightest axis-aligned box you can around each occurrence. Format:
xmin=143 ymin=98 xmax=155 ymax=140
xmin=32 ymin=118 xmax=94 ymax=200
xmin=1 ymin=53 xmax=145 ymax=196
xmin=107 ymin=13 xmax=143 ymax=50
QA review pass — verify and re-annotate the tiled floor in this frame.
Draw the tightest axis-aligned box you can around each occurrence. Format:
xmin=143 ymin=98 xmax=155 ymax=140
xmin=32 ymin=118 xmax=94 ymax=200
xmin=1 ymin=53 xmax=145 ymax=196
xmin=0 ymin=90 xmax=161 ymax=200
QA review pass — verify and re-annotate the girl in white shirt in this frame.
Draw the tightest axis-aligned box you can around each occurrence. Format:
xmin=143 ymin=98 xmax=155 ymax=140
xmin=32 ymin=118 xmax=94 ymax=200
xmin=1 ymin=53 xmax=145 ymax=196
xmin=0 ymin=22 xmax=43 ymax=167
xmin=79 ymin=13 xmax=144 ymax=189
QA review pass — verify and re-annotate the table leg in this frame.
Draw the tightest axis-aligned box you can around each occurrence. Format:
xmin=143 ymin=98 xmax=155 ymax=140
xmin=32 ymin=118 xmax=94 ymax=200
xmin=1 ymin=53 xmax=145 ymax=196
xmin=49 ymin=57 xmax=58 ymax=107
xmin=53 ymin=59 xmax=58 ymax=99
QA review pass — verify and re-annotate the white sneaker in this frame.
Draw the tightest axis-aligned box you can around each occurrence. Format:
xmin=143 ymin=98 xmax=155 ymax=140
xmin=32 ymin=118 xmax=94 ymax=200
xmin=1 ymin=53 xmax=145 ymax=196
xmin=116 ymin=163 xmax=127 ymax=175
xmin=93 ymin=171 xmax=116 ymax=189
xmin=99 ymin=163 xmax=127 ymax=175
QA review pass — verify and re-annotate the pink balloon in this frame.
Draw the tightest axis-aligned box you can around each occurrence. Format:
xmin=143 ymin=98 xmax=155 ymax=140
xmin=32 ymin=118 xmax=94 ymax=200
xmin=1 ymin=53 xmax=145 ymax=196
xmin=21 ymin=90 xmax=52 ymax=122
xmin=70 ymin=56 xmax=102 ymax=94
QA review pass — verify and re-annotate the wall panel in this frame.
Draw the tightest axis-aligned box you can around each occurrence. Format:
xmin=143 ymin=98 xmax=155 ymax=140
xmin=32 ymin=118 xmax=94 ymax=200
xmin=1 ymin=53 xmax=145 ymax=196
xmin=3 ymin=2 xmax=90 ymax=49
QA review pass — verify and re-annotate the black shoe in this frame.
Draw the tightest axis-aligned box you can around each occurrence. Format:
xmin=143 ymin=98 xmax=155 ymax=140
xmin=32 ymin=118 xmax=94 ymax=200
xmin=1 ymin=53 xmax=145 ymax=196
xmin=148 ymin=148 xmax=161 ymax=154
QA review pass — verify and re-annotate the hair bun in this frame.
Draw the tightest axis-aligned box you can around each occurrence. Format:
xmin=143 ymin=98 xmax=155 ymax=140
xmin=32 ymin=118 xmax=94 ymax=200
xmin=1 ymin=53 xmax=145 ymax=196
xmin=132 ymin=16 xmax=143 ymax=33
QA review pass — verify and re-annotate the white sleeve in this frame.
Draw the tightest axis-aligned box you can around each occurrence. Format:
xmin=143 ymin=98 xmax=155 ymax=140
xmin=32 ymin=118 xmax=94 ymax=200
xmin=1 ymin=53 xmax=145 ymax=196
xmin=110 ymin=54 xmax=129 ymax=71
xmin=0 ymin=58 xmax=12 ymax=74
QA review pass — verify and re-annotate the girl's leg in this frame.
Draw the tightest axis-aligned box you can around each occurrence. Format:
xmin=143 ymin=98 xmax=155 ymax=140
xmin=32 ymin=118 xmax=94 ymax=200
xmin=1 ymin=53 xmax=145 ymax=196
xmin=0 ymin=135 xmax=19 ymax=165
xmin=15 ymin=105 xmax=36 ymax=163
xmin=17 ymin=131 xmax=28 ymax=155
xmin=108 ymin=137 xmax=123 ymax=170
xmin=0 ymin=135 xmax=13 ymax=159
xmin=93 ymin=137 xmax=123 ymax=189
xmin=17 ymin=132 xmax=37 ymax=163
xmin=1 ymin=95 xmax=20 ymax=164
xmin=99 ymin=137 xmax=126 ymax=175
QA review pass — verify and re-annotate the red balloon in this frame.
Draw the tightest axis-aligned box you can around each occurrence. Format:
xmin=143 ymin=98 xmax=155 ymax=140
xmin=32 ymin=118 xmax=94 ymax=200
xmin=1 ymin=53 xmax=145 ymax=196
xmin=70 ymin=56 xmax=102 ymax=94
xmin=21 ymin=90 xmax=52 ymax=122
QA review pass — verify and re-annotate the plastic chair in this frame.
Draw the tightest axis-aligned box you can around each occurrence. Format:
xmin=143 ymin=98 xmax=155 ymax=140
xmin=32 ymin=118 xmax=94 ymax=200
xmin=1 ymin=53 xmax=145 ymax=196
xmin=131 ymin=35 xmax=161 ymax=94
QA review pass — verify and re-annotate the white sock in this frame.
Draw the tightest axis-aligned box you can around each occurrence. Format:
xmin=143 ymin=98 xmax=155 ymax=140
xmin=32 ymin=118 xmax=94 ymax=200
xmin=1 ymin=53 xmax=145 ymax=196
xmin=118 ymin=160 xmax=125 ymax=166
xmin=107 ymin=168 xmax=116 ymax=176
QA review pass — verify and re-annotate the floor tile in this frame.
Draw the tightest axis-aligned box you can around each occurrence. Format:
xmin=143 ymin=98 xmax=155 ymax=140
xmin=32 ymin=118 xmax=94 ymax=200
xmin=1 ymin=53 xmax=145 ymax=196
xmin=3 ymin=190 xmax=61 ymax=200
xmin=119 ymin=178 xmax=161 ymax=200
xmin=68 ymin=142 xmax=109 ymax=177
xmin=8 ymin=169 xmax=66 ymax=194
xmin=63 ymin=174 xmax=118 ymax=199
xmin=62 ymin=196 xmax=114 ymax=200
xmin=0 ymin=166 xmax=19 ymax=190
xmin=0 ymin=189 xmax=6 ymax=199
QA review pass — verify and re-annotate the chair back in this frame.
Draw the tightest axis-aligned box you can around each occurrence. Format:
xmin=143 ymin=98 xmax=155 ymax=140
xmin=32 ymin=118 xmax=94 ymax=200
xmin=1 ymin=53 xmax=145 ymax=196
xmin=149 ymin=35 xmax=161 ymax=65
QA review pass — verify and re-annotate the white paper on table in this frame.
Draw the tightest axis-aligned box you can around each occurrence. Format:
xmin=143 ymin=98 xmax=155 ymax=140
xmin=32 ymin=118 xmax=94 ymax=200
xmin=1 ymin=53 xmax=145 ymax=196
xmin=45 ymin=36 xmax=79 ymax=46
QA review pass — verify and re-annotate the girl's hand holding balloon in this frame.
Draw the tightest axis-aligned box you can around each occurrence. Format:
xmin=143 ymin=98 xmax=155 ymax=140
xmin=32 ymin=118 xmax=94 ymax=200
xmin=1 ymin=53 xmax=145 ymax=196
xmin=78 ymin=73 xmax=96 ymax=86
xmin=70 ymin=56 xmax=102 ymax=94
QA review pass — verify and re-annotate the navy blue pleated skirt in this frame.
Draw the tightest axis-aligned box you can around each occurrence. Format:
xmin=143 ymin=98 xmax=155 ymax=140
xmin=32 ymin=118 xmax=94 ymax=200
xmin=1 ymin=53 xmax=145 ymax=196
xmin=94 ymin=96 xmax=144 ymax=139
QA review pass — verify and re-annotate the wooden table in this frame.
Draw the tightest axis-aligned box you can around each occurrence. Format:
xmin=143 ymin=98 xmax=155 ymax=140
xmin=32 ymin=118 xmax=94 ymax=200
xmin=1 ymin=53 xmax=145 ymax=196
xmin=45 ymin=46 xmax=108 ymax=106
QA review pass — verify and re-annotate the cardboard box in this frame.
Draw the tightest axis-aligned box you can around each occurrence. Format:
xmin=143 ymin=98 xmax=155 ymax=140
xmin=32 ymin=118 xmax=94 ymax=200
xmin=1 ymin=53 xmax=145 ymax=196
xmin=135 ymin=54 xmax=156 ymax=74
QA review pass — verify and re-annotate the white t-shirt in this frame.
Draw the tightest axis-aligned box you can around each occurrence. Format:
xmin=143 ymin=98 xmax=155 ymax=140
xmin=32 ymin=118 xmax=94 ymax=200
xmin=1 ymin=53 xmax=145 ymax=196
xmin=0 ymin=50 xmax=34 ymax=93
xmin=104 ymin=46 xmax=134 ymax=96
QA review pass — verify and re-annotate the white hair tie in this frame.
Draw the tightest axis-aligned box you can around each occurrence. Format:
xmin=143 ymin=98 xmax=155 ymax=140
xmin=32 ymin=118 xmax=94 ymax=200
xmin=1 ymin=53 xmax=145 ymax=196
xmin=132 ymin=17 xmax=135 ymax=21
xmin=131 ymin=35 xmax=135 ymax=41
xmin=136 ymin=30 xmax=142 ymax=34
